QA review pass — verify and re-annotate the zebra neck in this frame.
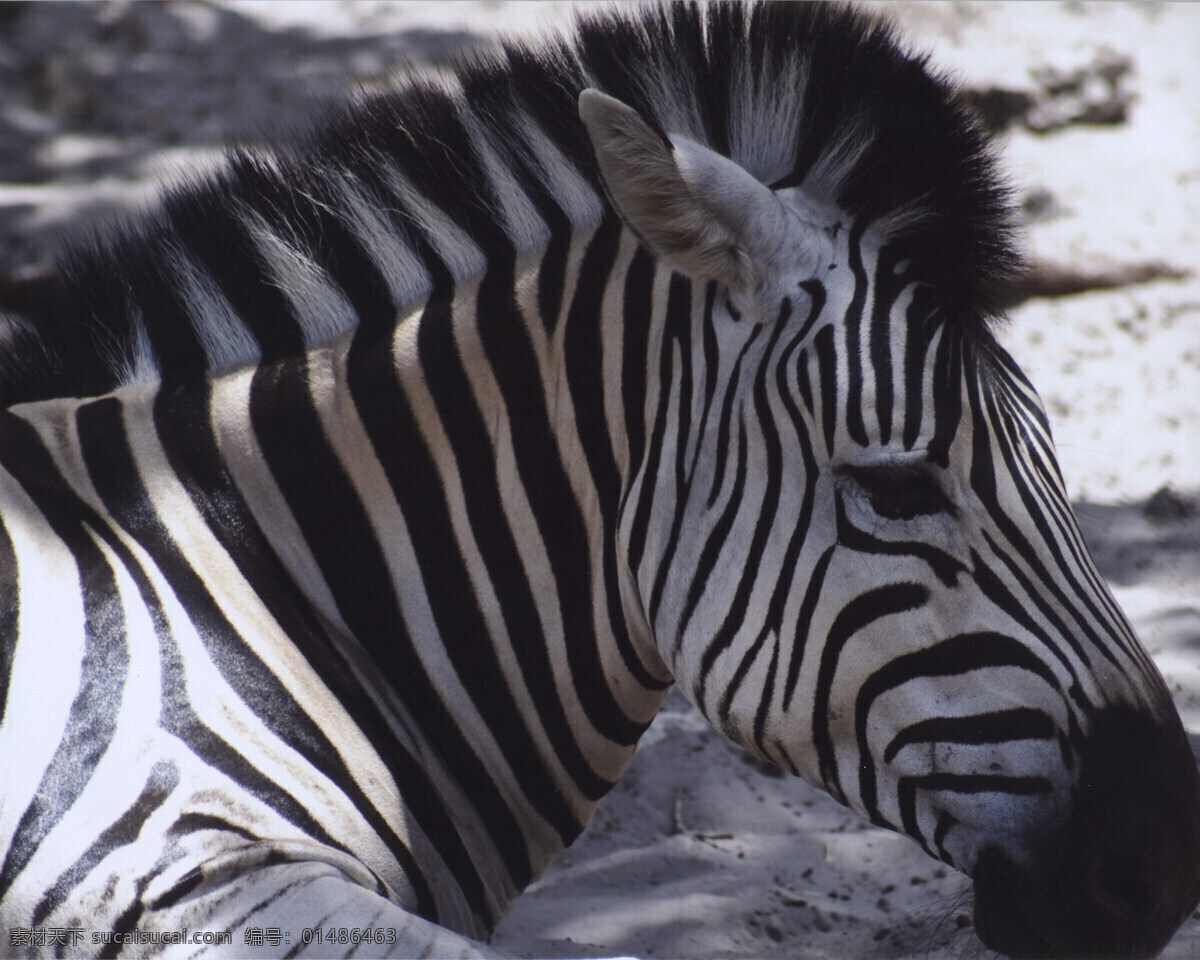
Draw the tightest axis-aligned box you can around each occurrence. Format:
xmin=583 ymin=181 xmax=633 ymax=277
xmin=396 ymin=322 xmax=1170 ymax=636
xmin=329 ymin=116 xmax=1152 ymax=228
xmin=182 ymin=247 xmax=672 ymax=923
xmin=2 ymin=294 xmax=674 ymax=935
xmin=2 ymin=204 xmax=682 ymax=928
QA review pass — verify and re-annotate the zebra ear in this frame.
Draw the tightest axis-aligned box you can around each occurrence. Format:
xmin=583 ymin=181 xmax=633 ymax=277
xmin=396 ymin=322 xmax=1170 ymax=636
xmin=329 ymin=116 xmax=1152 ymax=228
xmin=578 ymin=88 xmax=786 ymax=290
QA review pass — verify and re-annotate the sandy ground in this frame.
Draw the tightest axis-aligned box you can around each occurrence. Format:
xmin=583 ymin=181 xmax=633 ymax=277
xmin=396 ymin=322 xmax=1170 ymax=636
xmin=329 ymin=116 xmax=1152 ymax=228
xmin=1 ymin=3 xmax=1198 ymax=958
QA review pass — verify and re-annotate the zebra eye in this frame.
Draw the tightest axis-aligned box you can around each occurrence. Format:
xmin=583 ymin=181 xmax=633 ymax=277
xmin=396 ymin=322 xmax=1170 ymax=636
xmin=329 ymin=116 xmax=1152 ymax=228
xmin=839 ymin=464 xmax=957 ymax=521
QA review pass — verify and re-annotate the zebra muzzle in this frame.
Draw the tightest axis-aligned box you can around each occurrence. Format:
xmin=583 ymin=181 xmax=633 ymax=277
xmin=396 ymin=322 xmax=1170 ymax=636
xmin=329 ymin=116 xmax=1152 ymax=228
xmin=971 ymin=706 xmax=1200 ymax=959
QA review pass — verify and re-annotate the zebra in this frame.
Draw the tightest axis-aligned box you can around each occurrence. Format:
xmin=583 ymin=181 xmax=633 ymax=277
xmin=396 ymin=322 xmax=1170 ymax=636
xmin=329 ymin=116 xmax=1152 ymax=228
xmin=1 ymin=2 xmax=1197 ymax=957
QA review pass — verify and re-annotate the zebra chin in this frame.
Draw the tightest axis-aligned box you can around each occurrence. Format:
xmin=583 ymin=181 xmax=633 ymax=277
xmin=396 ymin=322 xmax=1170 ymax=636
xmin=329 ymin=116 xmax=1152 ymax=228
xmin=969 ymin=706 xmax=1200 ymax=959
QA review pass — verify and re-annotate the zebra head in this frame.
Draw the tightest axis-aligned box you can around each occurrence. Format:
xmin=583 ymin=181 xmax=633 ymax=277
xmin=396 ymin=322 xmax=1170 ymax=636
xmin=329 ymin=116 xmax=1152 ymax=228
xmin=581 ymin=88 xmax=1200 ymax=957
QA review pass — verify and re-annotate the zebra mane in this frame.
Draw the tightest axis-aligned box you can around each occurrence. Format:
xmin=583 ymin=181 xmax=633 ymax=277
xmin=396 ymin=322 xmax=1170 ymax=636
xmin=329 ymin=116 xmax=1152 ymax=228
xmin=2 ymin=1 xmax=1020 ymax=406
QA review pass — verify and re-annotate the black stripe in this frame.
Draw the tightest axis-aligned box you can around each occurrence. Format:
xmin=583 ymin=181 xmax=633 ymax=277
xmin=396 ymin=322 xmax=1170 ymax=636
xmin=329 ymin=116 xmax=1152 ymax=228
xmin=697 ymin=282 xmax=721 ymax=464
xmin=537 ymin=228 xmax=570 ymax=336
xmin=884 ymin=708 xmax=1056 ymax=765
xmin=103 ymin=901 xmax=145 ymax=960
xmin=682 ymin=281 xmax=721 ymax=492
xmin=933 ymin=811 xmax=956 ymax=865
xmin=668 ymin=281 xmax=695 ymax=503
xmin=796 ymin=348 xmax=814 ymax=416
xmin=833 ymin=492 xmax=967 ymax=587
xmin=167 ymin=812 xmax=259 ymax=843
xmin=902 ymin=287 xmax=937 ymax=451
xmin=854 ymin=630 xmax=1060 ymax=821
xmin=813 ymin=583 xmax=929 ymax=803
xmin=763 ymin=321 xmax=823 ymax=721
xmin=843 ymin=220 xmax=870 ymax=447
xmin=814 ymin=324 xmax=838 ymax=458
xmin=718 ymin=617 xmax=771 ymax=727
xmin=926 ymin=324 xmax=962 ymax=468
xmin=870 ymin=248 xmax=908 ymax=446
xmin=972 ymin=543 xmax=1085 ymax=690
xmin=796 ymin=281 xmax=827 ymax=344
xmin=752 ymin=635 xmax=783 ymax=758
xmin=623 ymin=261 xmax=670 ymax=586
xmin=148 ymin=868 xmax=205 ymax=912
xmin=648 ymin=274 xmax=708 ymax=626
xmin=619 ymin=246 xmax=656 ymax=510
xmin=898 ymin=772 xmax=1052 ymax=853
xmin=706 ymin=327 xmax=761 ymax=509
xmin=782 ymin=545 xmax=835 ymax=712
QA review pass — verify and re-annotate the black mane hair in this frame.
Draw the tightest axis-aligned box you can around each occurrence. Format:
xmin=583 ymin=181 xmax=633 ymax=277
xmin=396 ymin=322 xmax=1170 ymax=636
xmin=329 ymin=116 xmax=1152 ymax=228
xmin=1 ymin=1 xmax=1020 ymax=407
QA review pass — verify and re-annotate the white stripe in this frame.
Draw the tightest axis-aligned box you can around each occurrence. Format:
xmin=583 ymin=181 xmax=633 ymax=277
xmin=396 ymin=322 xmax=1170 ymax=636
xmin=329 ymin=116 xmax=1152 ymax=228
xmin=377 ymin=163 xmax=487 ymax=286
xmin=241 ymin=207 xmax=359 ymax=349
xmin=0 ymin=461 xmax=87 ymax=856
xmin=730 ymin=54 xmax=810 ymax=184
xmin=461 ymin=106 xmax=551 ymax=259
xmin=510 ymin=112 xmax=606 ymax=232
xmin=323 ymin=169 xmax=433 ymax=314
xmin=208 ymin=366 xmax=347 ymax=639
xmin=168 ymin=247 xmax=262 ymax=372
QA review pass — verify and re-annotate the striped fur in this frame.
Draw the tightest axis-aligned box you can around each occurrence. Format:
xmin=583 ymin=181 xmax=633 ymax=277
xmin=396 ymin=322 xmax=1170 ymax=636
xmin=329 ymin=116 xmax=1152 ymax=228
xmin=1 ymin=3 xmax=1197 ymax=958
xmin=1 ymin=3 xmax=1018 ymax=406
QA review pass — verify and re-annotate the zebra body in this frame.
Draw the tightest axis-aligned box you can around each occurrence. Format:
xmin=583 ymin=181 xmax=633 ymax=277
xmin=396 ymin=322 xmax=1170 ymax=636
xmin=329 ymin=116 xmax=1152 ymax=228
xmin=2 ymin=4 xmax=1198 ymax=957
